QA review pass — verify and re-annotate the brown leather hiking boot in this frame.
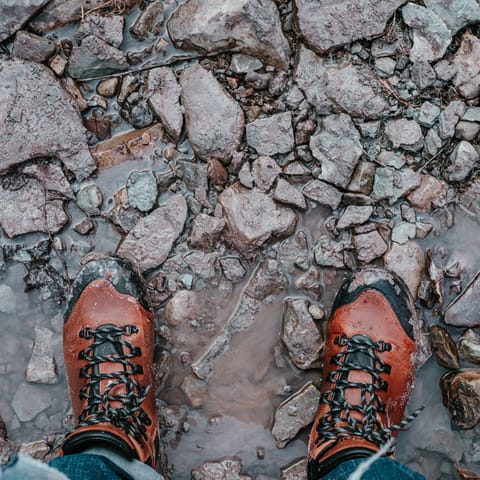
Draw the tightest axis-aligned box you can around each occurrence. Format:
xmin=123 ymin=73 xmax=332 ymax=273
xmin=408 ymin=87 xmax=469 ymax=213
xmin=61 ymin=257 xmax=160 ymax=469
xmin=308 ymin=268 xmax=423 ymax=478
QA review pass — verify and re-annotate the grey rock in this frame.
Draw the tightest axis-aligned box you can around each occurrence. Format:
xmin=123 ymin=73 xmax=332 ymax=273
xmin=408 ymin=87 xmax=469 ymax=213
xmin=219 ymin=257 xmax=247 ymax=283
xmin=25 ymin=327 xmax=59 ymax=385
xmin=452 ymin=33 xmax=480 ymax=100
xmin=0 ymin=285 xmax=16 ymax=314
xmin=429 ymin=325 xmax=459 ymax=369
xmin=238 ymin=162 xmax=254 ymax=188
xmin=391 ymin=222 xmax=417 ymax=244
xmin=0 ymin=0 xmax=49 ymax=42
xmin=438 ymin=100 xmax=466 ymax=139
xmin=353 ymin=231 xmax=388 ymax=264
xmin=418 ymin=101 xmax=441 ymax=128
xmin=188 ymin=213 xmax=225 ymax=250
xmin=385 ymin=118 xmax=424 ymax=152
xmin=294 ymin=267 xmax=323 ymax=300
xmin=411 ymin=61 xmax=436 ymax=89
xmin=372 ymin=166 xmax=421 ymax=204
xmin=455 ymin=121 xmax=480 ymax=141
xmin=126 ymin=170 xmax=158 ymax=212
xmin=424 ymin=0 xmax=480 ymax=35
xmin=313 ymin=234 xmax=346 ymax=268
xmin=271 ymin=382 xmax=320 ymax=448
xmin=446 ymin=141 xmax=479 ymax=182
xmin=282 ymin=298 xmax=323 ymax=370
xmin=192 ymin=457 xmax=252 ymax=480
xmin=458 ymin=329 xmax=480 ymax=365
xmin=416 ymin=222 xmax=433 ymax=239
xmin=168 ymin=0 xmax=290 ymax=69
xmin=357 ymin=121 xmax=380 ymax=139
xmin=107 ymin=188 xmax=143 ymax=234
xmin=347 ymin=161 xmax=376 ymax=195
xmin=302 ymin=180 xmax=342 ymax=210
xmin=12 ymin=383 xmax=53 ymax=422
xmin=67 ymin=35 xmax=127 ymax=79
xmin=337 ymin=206 xmax=373 ymax=230
xmin=402 ymin=3 xmax=451 ymax=63
xmin=219 ymin=184 xmax=297 ymax=254
xmin=76 ymin=185 xmax=103 ymax=215
xmin=231 ymin=54 xmax=263 ymax=74
xmin=184 ymin=251 xmax=218 ymax=280
xmin=0 ymin=60 xmax=96 ymax=180
xmin=377 ymin=150 xmax=407 ymax=169
xmin=180 ymin=376 xmax=207 ymax=408
xmin=294 ymin=0 xmax=405 ymax=53
xmin=273 ymin=179 xmax=307 ymax=210
xmin=166 ymin=290 xmax=208 ymax=326
xmin=295 ymin=45 xmax=388 ymax=119
xmin=117 ymin=193 xmax=188 ymax=272
xmin=74 ymin=13 xmax=124 ymax=48
xmin=375 ymin=57 xmax=396 ymax=77
xmin=12 ymin=30 xmax=56 ymax=63
xmin=251 ymin=156 xmax=281 ymax=191
xmin=129 ymin=0 xmax=164 ymax=40
xmin=180 ymin=65 xmax=244 ymax=161
xmin=121 ymin=95 xmax=154 ymax=129
xmin=444 ymin=272 xmax=480 ymax=327
xmin=310 ymin=114 xmax=362 ymax=188
xmin=424 ymin=128 xmax=443 ymax=156
xmin=146 ymin=67 xmax=183 ymax=141
xmin=462 ymin=106 xmax=480 ymax=123
xmin=281 ymin=458 xmax=308 ymax=480
xmin=434 ymin=59 xmax=457 ymax=81
xmin=246 ymin=112 xmax=294 ymax=156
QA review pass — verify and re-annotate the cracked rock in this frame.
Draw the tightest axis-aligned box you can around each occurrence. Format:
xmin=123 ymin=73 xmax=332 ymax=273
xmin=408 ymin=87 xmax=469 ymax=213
xmin=168 ymin=0 xmax=290 ymax=69
xmin=273 ymin=179 xmax=307 ymax=210
xmin=0 ymin=0 xmax=50 ymax=42
xmin=372 ymin=166 xmax=422 ymax=204
xmin=444 ymin=272 xmax=480 ymax=327
xmin=452 ymin=33 xmax=480 ymax=100
xmin=337 ymin=206 xmax=373 ymax=230
xmin=353 ymin=231 xmax=388 ymax=264
xmin=246 ymin=112 xmax=294 ymax=156
xmin=126 ymin=170 xmax=158 ymax=212
xmin=192 ymin=457 xmax=252 ymax=480
xmin=12 ymin=30 xmax=56 ymax=63
xmin=25 ymin=326 xmax=59 ymax=385
xmin=302 ymin=180 xmax=342 ymax=210
xmin=74 ymin=13 xmax=124 ymax=48
xmin=418 ymin=101 xmax=441 ymax=128
xmin=439 ymin=100 xmax=466 ymax=139
xmin=385 ymin=119 xmax=424 ymax=152
xmin=188 ymin=214 xmax=225 ymax=250
xmin=117 ymin=193 xmax=187 ymax=272
xmin=181 ymin=65 xmax=244 ymax=161
xmin=251 ymin=156 xmax=281 ymax=191
xmin=219 ymin=257 xmax=247 ymax=283
xmin=313 ymin=234 xmax=346 ymax=268
xmin=446 ymin=141 xmax=479 ymax=182
xmin=295 ymin=45 xmax=388 ymax=119
xmin=0 ymin=60 xmax=96 ymax=180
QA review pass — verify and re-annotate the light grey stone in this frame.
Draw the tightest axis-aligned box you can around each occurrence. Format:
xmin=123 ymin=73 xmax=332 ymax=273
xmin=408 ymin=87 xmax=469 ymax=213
xmin=0 ymin=285 xmax=16 ymax=314
xmin=74 ymin=13 xmax=124 ymax=48
xmin=424 ymin=128 xmax=443 ymax=156
xmin=455 ymin=121 xmax=480 ymax=141
xmin=353 ymin=231 xmax=388 ymax=264
xmin=246 ymin=112 xmax=294 ymax=156
xmin=303 ymin=180 xmax=343 ymax=210
xmin=438 ymin=100 xmax=467 ymax=139
xmin=337 ymin=206 xmax=373 ymax=230
xmin=452 ymin=33 xmax=480 ymax=100
xmin=76 ymin=185 xmax=103 ymax=215
xmin=372 ymin=166 xmax=422 ymax=204
xmin=273 ymin=179 xmax=307 ymax=210
xmin=424 ymin=0 xmax=480 ymax=35
xmin=418 ymin=101 xmax=441 ymax=128
xmin=375 ymin=57 xmax=396 ymax=76
xmin=230 ymin=54 xmax=263 ymax=73
xmin=0 ymin=0 xmax=49 ymax=42
xmin=444 ymin=272 xmax=480 ymax=327
xmin=12 ymin=383 xmax=53 ymax=422
xmin=463 ymin=107 xmax=480 ymax=123
xmin=126 ymin=170 xmax=157 ymax=212
xmin=192 ymin=457 xmax=252 ymax=480
xmin=411 ymin=61 xmax=436 ymax=89
xmin=446 ymin=141 xmax=479 ymax=182
xmin=313 ymin=234 xmax=346 ymax=268
xmin=385 ymin=118 xmax=424 ymax=152
xmin=25 ymin=327 xmax=59 ymax=385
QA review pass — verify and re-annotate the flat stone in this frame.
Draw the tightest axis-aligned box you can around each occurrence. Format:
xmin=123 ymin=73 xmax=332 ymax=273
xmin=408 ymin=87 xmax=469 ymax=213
xmin=74 ymin=13 xmax=124 ymax=48
xmin=452 ymin=34 xmax=480 ymax=100
xmin=295 ymin=45 xmax=388 ymax=119
xmin=347 ymin=161 xmax=376 ymax=195
xmin=294 ymin=0 xmax=405 ymax=53
xmin=231 ymin=54 xmax=263 ymax=74
xmin=0 ymin=0 xmax=49 ymax=42
xmin=462 ymin=107 xmax=480 ymax=123
xmin=337 ymin=206 xmax=373 ymax=230
xmin=372 ymin=166 xmax=421 ymax=204
xmin=458 ymin=329 xmax=480 ymax=365
xmin=402 ymin=3 xmax=451 ymax=63
xmin=375 ymin=57 xmax=396 ymax=77
xmin=117 ymin=193 xmax=187 ymax=272
xmin=184 ymin=251 xmax=218 ymax=280
xmin=246 ymin=113 xmax=294 ymax=157
xmin=12 ymin=383 xmax=53 ymax=422
xmin=446 ymin=140 xmax=479 ymax=182
xmin=219 ymin=257 xmax=247 ymax=283
xmin=424 ymin=0 xmax=480 ymax=35
xmin=310 ymin=114 xmax=362 ymax=188
xmin=353 ymin=231 xmax=388 ymax=264
xmin=181 ymin=65 xmax=244 ymax=162
xmin=251 ymin=156 xmax=281 ymax=191
xmin=219 ymin=184 xmax=297 ymax=254
xmin=391 ymin=222 xmax=417 ymax=244
xmin=68 ymin=35 xmax=127 ymax=79
xmin=411 ymin=61 xmax=436 ymax=89
xmin=273 ymin=179 xmax=307 ymax=210
xmin=12 ymin=30 xmax=56 ymax=63
xmin=282 ymin=298 xmax=323 ymax=370
xmin=439 ymin=100 xmax=467 ymax=139
xmin=444 ymin=272 xmax=480 ymax=327
xmin=441 ymin=369 xmax=480 ymax=429
xmin=192 ymin=457 xmax=252 ymax=480
xmin=25 ymin=326 xmax=59 ymax=385
xmin=281 ymin=458 xmax=308 ymax=480
xmin=129 ymin=0 xmax=164 ymax=40
xmin=313 ymin=234 xmax=346 ymax=268
xmin=126 ymin=170 xmax=158 ymax=212
xmin=385 ymin=118 xmax=424 ymax=152
xmin=455 ymin=121 xmax=480 ymax=141
xmin=188 ymin=213 xmax=225 ymax=250
xmin=146 ymin=67 xmax=183 ymax=141
xmin=430 ymin=325 xmax=460 ymax=369
xmin=424 ymin=128 xmax=443 ymax=157
xmin=271 ymin=382 xmax=320 ymax=448
xmin=168 ymin=0 xmax=290 ymax=69
xmin=383 ymin=240 xmax=425 ymax=298
xmin=0 ymin=60 xmax=96 ymax=180
xmin=418 ymin=101 xmax=441 ymax=128
xmin=302 ymin=180 xmax=342 ymax=210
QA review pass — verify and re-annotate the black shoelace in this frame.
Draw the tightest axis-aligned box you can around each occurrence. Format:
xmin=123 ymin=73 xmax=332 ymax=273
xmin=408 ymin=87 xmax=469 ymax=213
xmin=77 ymin=324 xmax=151 ymax=442
xmin=316 ymin=334 xmax=422 ymax=453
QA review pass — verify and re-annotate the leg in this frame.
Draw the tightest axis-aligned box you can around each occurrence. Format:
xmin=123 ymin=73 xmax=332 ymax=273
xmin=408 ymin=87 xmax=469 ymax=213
xmin=307 ymin=267 xmax=426 ymax=479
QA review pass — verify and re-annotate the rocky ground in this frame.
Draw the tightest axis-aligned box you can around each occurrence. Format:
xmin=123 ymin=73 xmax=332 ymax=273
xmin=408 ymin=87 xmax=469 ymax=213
xmin=1 ymin=0 xmax=480 ymax=478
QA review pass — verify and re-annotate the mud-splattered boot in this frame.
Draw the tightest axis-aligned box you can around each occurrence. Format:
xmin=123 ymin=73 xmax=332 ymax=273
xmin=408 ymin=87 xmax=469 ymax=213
xmin=308 ymin=268 xmax=423 ymax=478
xmin=61 ymin=257 xmax=159 ymax=469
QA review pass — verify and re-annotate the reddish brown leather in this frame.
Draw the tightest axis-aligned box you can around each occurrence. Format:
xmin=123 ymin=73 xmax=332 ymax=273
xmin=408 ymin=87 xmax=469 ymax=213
xmin=63 ymin=279 xmax=159 ymax=468
xmin=309 ymin=289 xmax=417 ymax=463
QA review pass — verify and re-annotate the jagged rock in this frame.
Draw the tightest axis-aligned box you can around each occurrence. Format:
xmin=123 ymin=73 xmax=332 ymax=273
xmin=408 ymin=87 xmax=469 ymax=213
xmin=442 ymin=369 xmax=480 ymax=429
xmin=0 ymin=60 xmax=96 ymax=180
xmin=372 ymin=166 xmax=421 ymax=204
xmin=282 ymin=298 xmax=323 ymax=370
xmin=181 ymin=65 xmax=244 ymax=161
xmin=383 ymin=240 xmax=424 ymax=298
xmin=310 ymin=114 xmax=362 ymax=188
xmin=418 ymin=101 xmax=441 ymax=128
xmin=184 ymin=251 xmax=218 ymax=279
xmin=302 ymin=180 xmax=342 ymax=210
xmin=146 ymin=67 xmax=183 ymax=141
xmin=129 ymin=0 xmax=164 ymax=40
xmin=444 ymin=273 xmax=480 ymax=327
xmin=188 ymin=214 xmax=225 ymax=250
xmin=74 ymin=13 xmax=124 ymax=48
xmin=76 ymin=185 xmax=103 ymax=215
xmin=271 ymin=382 xmax=320 ymax=448
xmin=180 ymin=376 xmax=208 ymax=408
xmin=446 ymin=141 xmax=479 ymax=182
xmin=168 ymin=0 xmax=290 ymax=69
xmin=231 ymin=54 xmax=263 ymax=74
xmin=439 ymin=100 xmax=466 ymax=139
xmin=12 ymin=30 xmax=56 ymax=63
xmin=192 ymin=457 xmax=252 ymax=480
xmin=391 ymin=222 xmax=416 ymax=244
xmin=295 ymin=45 xmax=388 ymax=119
xmin=281 ymin=458 xmax=308 ymax=480
xmin=251 ymin=156 xmax=281 ymax=192
xmin=294 ymin=0 xmax=405 ymax=53
xmin=166 ymin=290 xmax=210 ymax=326
xmin=385 ymin=119 xmax=424 ymax=152
xmin=11 ymin=383 xmax=53 ymax=422
xmin=246 ymin=112 xmax=294 ymax=156
xmin=219 ymin=184 xmax=297 ymax=254
xmin=430 ymin=325 xmax=460 ymax=369
xmin=411 ymin=61 xmax=437 ymax=89
xmin=25 ymin=326 xmax=59 ymax=384
xmin=0 ymin=0 xmax=49 ymax=42
xmin=294 ymin=267 xmax=323 ymax=300
xmin=424 ymin=129 xmax=443 ymax=157
xmin=452 ymin=34 xmax=480 ymax=100
xmin=347 ymin=161 xmax=376 ymax=195
xmin=402 ymin=3 xmax=451 ymax=63
xmin=273 ymin=179 xmax=307 ymax=210
xmin=337 ymin=206 xmax=373 ymax=230
xmin=407 ymin=174 xmax=446 ymax=211
xmin=107 ymin=188 xmax=143 ymax=234
xmin=126 ymin=170 xmax=158 ymax=212
xmin=458 ymin=329 xmax=480 ymax=365
xmin=313 ymin=234 xmax=346 ymax=268
xmin=219 ymin=257 xmax=247 ymax=283
xmin=375 ymin=57 xmax=396 ymax=77
xmin=424 ymin=0 xmax=480 ymax=34
xmin=353 ymin=231 xmax=388 ymax=264
xmin=117 ymin=194 xmax=187 ymax=272
xmin=456 ymin=121 xmax=480 ymax=141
